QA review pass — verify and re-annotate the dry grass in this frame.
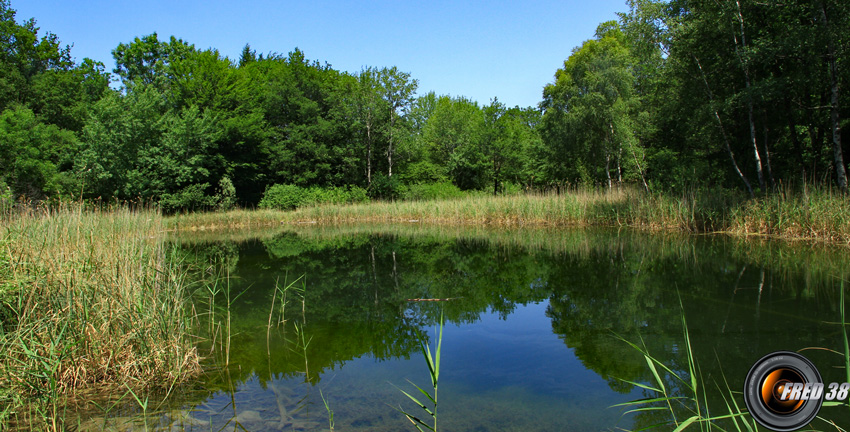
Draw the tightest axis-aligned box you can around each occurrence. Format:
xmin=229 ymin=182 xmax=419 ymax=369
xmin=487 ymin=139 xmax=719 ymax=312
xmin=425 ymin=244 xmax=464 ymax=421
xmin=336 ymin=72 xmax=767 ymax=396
xmin=167 ymin=186 xmax=850 ymax=245
xmin=0 ymin=203 xmax=201 ymax=428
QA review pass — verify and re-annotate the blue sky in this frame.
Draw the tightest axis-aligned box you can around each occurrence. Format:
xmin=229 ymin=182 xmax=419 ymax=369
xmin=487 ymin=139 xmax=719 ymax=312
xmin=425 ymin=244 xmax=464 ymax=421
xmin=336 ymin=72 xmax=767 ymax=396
xmin=14 ymin=0 xmax=626 ymax=108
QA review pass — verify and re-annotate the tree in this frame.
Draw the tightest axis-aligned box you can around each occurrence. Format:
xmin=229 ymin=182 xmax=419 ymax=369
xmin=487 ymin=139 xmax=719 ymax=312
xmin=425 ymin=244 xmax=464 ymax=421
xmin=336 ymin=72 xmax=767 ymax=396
xmin=112 ymin=33 xmax=196 ymax=90
xmin=541 ymin=21 xmax=642 ymax=188
xmin=354 ymin=67 xmax=388 ymax=188
xmin=0 ymin=106 xmax=78 ymax=199
xmin=376 ymin=67 xmax=418 ymax=178
xmin=238 ymin=43 xmax=256 ymax=67
xmin=0 ymin=0 xmax=74 ymax=112
xmin=421 ymin=96 xmax=486 ymax=189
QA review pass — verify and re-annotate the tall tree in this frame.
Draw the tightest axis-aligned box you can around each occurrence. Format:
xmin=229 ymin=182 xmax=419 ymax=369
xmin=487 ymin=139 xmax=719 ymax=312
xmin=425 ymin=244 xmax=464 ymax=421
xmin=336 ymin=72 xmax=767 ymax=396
xmin=541 ymin=21 xmax=642 ymax=188
xmin=817 ymin=0 xmax=848 ymax=191
xmin=377 ymin=67 xmax=417 ymax=178
xmin=354 ymin=67 xmax=388 ymax=188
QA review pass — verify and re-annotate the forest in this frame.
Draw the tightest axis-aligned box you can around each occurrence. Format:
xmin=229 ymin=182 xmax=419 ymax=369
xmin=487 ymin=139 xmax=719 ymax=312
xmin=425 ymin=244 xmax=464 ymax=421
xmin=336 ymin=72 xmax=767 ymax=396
xmin=1 ymin=0 xmax=849 ymax=212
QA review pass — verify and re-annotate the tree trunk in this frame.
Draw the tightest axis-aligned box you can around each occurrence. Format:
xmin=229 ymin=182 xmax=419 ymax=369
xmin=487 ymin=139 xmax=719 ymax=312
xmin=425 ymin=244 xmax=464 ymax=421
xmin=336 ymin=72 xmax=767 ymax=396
xmin=616 ymin=146 xmax=623 ymax=184
xmin=493 ymin=159 xmax=499 ymax=196
xmin=784 ymin=98 xmax=808 ymax=196
xmin=762 ymin=122 xmax=776 ymax=190
xmin=820 ymin=1 xmax=848 ymax=191
xmin=387 ymin=110 xmax=394 ymax=178
xmin=733 ymin=1 xmax=766 ymax=191
xmin=694 ymin=55 xmax=754 ymax=198
xmin=605 ymin=153 xmax=612 ymax=189
xmin=366 ymin=121 xmax=373 ymax=188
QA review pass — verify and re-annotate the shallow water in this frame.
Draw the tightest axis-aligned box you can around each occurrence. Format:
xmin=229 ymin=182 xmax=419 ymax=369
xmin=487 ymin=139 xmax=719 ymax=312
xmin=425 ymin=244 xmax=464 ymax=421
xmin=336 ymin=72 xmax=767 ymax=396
xmin=75 ymin=225 xmax=850 ymax=431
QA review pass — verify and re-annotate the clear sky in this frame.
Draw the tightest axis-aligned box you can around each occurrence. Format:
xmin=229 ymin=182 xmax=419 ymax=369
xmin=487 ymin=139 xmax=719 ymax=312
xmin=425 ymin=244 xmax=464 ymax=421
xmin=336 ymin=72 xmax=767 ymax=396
xmin=14 ymin=0 xmax=627 ymax=109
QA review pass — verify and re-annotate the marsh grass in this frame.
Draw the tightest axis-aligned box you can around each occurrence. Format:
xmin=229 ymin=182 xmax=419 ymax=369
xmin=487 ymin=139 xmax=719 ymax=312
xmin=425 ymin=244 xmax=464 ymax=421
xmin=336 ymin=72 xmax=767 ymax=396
xmin=614 ymin=303 xmax=758 ymax=431
xmin=167 ymin=186 xmax=850 ymax=245
xmin=619 ymin=283 xmax=850 ymax=431
xmin=395 ymin=311 xmax=444 ymax=432
xmin=0 ymin=202 xmax=200 ymax=429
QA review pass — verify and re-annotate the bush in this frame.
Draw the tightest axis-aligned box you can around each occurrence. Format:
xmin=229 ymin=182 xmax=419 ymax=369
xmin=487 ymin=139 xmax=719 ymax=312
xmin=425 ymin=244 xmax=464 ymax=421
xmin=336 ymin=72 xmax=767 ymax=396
xmin=160 ymin=183 xmax=216 ymax=213
xmin=215 ymin=176 xmax=237 ymax=211
xmin=304 ymin=185 xmax=369 ymax=206
xmin=501 ymin=182 xmax=523 ymax=195
xmin=401 ymin=181 xmax=465 ymax=201
xmin=259 ymin=184 xmax=370 ymax=210
xmin=369 ymin=173 xmax=401 ymax=200
xmin=0 ymin=180 xmax=12 ymax=215
xmin=258 ymin=184 xmax=308 ymax=210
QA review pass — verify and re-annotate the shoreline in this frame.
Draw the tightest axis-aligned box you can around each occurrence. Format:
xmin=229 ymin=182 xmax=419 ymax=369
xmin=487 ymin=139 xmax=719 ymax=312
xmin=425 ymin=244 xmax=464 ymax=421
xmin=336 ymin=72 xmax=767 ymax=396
xmin=165 ymin=189 xmax=850 ymax=247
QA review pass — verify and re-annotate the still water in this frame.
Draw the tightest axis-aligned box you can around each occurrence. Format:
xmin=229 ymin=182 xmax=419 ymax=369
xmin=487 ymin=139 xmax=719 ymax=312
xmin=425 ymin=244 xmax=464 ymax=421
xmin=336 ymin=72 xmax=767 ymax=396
xmin=81 ymin=225 xmax=850 ymax=431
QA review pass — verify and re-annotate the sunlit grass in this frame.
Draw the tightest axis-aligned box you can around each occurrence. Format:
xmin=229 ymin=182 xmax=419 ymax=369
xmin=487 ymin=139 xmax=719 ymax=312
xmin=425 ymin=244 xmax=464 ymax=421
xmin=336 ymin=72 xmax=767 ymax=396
xmin=168 ymin=186 xmax=850 ymax=245
xmin=0 ymin=203 xmax=201 ymax=429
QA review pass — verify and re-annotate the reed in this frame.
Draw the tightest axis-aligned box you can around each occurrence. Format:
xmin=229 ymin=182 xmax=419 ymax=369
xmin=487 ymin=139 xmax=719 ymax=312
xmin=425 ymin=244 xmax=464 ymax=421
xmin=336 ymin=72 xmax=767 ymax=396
xmin=395 ymin=311 xmax=444 ymax=432
xmin=614 ymin=304 xmax=758 ymax=431
xmin=166 ymin=186 xmax=850 ymax=245
xmin=0 ymin=202 xmax=200 ymax=429
xmin=618 ymin=284 xmax=850 ymax=431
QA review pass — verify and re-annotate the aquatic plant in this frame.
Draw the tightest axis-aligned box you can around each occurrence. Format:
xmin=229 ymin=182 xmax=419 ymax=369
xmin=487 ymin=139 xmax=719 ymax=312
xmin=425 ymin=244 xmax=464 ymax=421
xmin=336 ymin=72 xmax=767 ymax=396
xmin=0 ymin=202 xmax=201 ymax=429
xmin=613 ymin=303 xmax=757 ymax=431
xmin=395 ymin=311 xmax=444 ymax=431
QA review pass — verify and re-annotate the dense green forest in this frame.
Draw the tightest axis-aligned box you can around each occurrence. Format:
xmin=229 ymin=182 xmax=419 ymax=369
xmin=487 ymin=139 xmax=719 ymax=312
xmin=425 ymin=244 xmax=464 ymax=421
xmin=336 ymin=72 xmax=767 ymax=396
xmin=1 ymin=0 xmax=848 ymax=211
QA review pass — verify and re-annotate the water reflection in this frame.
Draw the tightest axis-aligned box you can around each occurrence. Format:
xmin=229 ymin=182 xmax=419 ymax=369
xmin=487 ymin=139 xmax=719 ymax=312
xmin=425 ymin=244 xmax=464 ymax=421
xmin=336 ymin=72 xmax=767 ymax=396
xmin=76 ymin=225 xmax=850 ymax=431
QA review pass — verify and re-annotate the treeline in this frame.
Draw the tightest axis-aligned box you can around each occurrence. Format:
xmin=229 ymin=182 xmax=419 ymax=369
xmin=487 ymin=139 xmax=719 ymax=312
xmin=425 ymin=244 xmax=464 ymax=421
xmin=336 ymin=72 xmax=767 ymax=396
xmin=542 ymin=0 xmax=850 ymax=195
xmin=1 ymin=0 xmax=849 ymax=212
xmin=0 ymin=0 xmax=541 ymax=211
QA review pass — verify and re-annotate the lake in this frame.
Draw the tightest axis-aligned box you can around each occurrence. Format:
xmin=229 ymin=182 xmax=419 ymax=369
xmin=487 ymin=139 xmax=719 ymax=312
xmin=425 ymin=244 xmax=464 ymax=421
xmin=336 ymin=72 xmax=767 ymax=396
xmin=75 ymin=225 xmax=850 ymax=431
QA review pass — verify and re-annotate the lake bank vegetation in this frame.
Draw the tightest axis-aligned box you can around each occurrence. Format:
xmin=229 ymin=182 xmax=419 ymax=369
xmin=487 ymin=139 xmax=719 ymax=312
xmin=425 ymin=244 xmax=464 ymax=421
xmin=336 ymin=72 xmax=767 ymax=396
xmin=169 ymin=185 xmax=850 ymax=245
xmin=0 ymin=203 xmax=201 ymax=429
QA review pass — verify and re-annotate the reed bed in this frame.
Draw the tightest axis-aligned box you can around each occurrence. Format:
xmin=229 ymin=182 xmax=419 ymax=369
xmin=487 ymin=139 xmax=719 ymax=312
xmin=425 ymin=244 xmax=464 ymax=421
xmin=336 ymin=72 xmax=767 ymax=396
xmin=0 ymin=203 xmax=200 ymax=428
xmin=168 ymin=186 xmax=850 ymax=245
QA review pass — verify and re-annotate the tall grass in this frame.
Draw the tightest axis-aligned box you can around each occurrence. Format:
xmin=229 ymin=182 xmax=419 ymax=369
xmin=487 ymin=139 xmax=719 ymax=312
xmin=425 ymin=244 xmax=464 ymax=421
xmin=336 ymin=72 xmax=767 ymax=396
xmin=167 ymin=186 xmax=850 ymax=244
xmin=614 ymin=307 xmax=757 ymax=431
xmin=395 ymin=311 xmax=444 ymax=432
xmin=0 ymin=203 xmax=200 ymax=429
xmin=619 ymin=284 xmax=850 ymax=431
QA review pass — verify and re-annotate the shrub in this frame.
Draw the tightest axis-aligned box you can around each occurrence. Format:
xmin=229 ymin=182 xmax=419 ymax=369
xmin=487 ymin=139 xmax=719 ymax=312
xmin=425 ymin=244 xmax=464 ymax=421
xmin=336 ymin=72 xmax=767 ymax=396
xmin=305 ymin=185 xmax=369 ymax=206
xmin=259 ymin=184 xmax=370 ymax=210
xmin=215 ymin=176 xmax=237 ymax=211
xmin=160 ymin=183 xmax=216 ymax=213
xmin=369 ymin=173 xmax=401 ymax=200
xmin=401 ymin=182 xmax=465 ymax=201
xmin=0 ymin=180 xmax=12 ymax=215
xmin=258 ymin=184 xmax=308 ymax=210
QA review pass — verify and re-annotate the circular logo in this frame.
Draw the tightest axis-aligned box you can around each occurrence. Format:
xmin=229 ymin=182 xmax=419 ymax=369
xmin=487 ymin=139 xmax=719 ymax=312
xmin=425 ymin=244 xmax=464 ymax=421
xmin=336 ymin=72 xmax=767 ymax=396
xmin=744 ymin=351 xmax=822 ymax=431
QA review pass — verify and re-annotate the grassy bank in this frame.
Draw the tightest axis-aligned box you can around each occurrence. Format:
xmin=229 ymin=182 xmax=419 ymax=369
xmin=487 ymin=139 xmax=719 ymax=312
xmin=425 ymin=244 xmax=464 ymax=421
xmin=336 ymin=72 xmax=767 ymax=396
xmin=0 ymin=204 xmax=200 ymax=429
xmin=168 ymin=187 xmax=850 ymax=245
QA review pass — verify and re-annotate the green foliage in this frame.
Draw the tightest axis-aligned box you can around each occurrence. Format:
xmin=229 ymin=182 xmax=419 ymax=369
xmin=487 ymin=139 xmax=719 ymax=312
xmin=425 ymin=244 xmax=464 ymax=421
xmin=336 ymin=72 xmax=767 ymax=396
xmin=259 ymin=184 xmax=368 ymax=210
xmin=5 ymin=0 xmax=849 ymax=211
xmin=0 ymin=179 xmax=11 ymax=213
xmin=160 ymin=183 xmax=216 ymax=213
xmin=0 ymin=106 xmax=79 ymax=199
xmin=370 ymin=173 xmax=401 ymax=200
xmin=307 ymin=185 xmax=369 ymax=206
xmin=401 ymin=182 xmax=464 ymax=201
xmin=541 ymin=21 xmax=643 ymax=187
xmin=215 ymin=176 xmax=237 ymax=211
xmin=259 ymin=184 xmax=308 ymax=210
